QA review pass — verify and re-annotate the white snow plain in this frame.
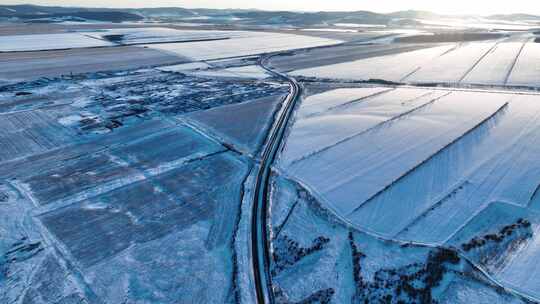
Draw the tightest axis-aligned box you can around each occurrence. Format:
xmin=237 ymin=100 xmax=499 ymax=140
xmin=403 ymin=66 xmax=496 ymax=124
xmin=279 ymin=87 xmax=448 ymax=167
xmin=406 ymin=42 xmax=498 ymax=84
xmin=290 ymin=41 xmax=540 ymax=88
xmin=146 ymin=31 xmax=343 ymax=60
xmin=86 ymin=27 xmax=236 ymax=44
xmin=462 ymin=42 xmax=526 ymax=85
xmin=0 ymin=33 xmax=114 ymax=52
xmin=279 ymin=88 xmax=540 ymax=301
xmin=506 ymin=42 xmax=540 ymax=87
xmin=290 ymin=45 xmax=455 ymax=82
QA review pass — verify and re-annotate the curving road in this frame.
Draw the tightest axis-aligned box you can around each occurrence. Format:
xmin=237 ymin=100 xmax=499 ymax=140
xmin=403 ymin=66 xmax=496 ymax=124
xmin=250 ymin=55 xmax=301 ymax=304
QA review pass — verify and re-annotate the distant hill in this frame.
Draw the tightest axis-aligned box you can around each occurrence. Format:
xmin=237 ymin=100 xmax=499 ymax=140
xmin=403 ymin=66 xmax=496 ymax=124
xmin=488 ymin=14 xmax=540 ymax=21
xmin=388 ymin=10 xmax=445 ymax=20
xmin=0 ymin=5 xmax=143 ymax=22
xmin=1 ymin=4 xmax=539 ymax=26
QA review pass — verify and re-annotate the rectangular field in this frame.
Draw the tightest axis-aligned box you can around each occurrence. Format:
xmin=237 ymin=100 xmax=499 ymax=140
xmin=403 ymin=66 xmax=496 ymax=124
xmin=280 ymin=88 xmax=448 ymax=166
xmin=287 ymin=91 xmax=510 ymax=219
xmin=290 ymin=45 xmax=454 ymax=82
xmin=462 ymin=42 xmax=526 ymax=85
xmin=0 ymin=33 xmax=114 ymax=52
xmin=146 ymin=31 xmax=342 ymax=60
xmin=406 ymin=42 xmax=497 ymax=84
xmin=506 ymin=42 xmax=540 ymax=87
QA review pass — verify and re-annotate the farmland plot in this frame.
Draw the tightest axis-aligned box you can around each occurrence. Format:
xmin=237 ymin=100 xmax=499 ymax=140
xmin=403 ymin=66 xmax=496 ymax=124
xmin=447 ymin=202 xmax=540 ymax=300
xmin=285 ymin=91 xmax=510 ymax=219
xmin=147 ymin=31 xmax=342 ymax=60
xmin=268 ymin=176 xmax=528 ymax=304
xmin=406 ymin=42 xmax=498 ymax=84
xmin=86 ymin=27 xmax=235 ymax=44
xmin=17 ymin=124 xmax=223 ymax=207
xmin=462 ymin=42 xmax=526 ymax=85
xmin=394 ymin=95 xmax=540 ymax=243
xmin=290 ymin=45 xmax=455 ymax=82
xmin=506 ymin=42 xmax=540 ymax=87
xmin=40 ymin=152 xmax=249 ymax=303
xmin=187 ymin=94 xmax=286 ymax=155
xmin=280 ymin=88 xmax=449 ymax=166
xmin=0 ymin=33 xmax=114 ymax=52
xmin=0 ymin=110 xmax=76 ymax=162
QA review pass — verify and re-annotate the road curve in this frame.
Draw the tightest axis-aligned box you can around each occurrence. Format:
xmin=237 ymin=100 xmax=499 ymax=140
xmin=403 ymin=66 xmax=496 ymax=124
xmin=251 ymin=55 xmax=301 ymax=304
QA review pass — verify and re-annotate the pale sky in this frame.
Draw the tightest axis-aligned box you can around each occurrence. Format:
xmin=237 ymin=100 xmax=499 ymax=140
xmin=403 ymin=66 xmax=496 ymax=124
xmin=3 ymin=0 xmax=540 ymax=15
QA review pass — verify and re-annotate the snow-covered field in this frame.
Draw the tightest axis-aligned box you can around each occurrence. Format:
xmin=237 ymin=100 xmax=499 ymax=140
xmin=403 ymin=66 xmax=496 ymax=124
xmin=186 ymin=93 xmax=286 ymax=155
xmin=291 ymin=41 xmax=540 ymax=88
xmin=461 ymin=42 xmax=526 ymax=85
xmin=268 ymin=175 xmax=530 ymax=303
xmin=0 ymin=32 xmax=114 ymax=51
xmin=290 ymin=45 xmax=455 ymax=82
xmin=85 ymin=27 xmax=235 ymax=44
xmin=284 ymin=89 xmax=510 ymax=218
xmin=3 ymin=20 xmax=540 ymax=303
xmin=146 ymin=31 xmax=343 ymax=60
xmin=447 ymin=202 xmax=540 ymax=299
xmin=278 ymin=85 xmax=540 ymax=301
xmin=280 ymin=87 xmax=446 ymax=166
xmin=183 ymin=65 xmax=270 ymax=79
xmin=406 ymin=42 xmax=498 ymax=83
xmin=506 ymin=42 xmax=540 ymax=87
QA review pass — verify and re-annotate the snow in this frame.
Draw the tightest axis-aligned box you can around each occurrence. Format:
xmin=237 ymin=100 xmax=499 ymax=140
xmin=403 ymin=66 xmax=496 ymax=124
xmin=280 ymin=88 xmax=449 ymax=166
xmin=406 ymin=42 xmax=498 ymax=84
xmin=157 ymin=61 xmax=212 ymax=72
xmin=395 ymin=94 xmax=540 ymax=244
xmin=295 ymin=87 xmax=392 ymax=119
xmin=506 ymin=42 xmax=540 ymax=87
xmin=0 ymin=110 xmax=77 ymax=162
xmin=301 ymin=28 xmax=358 ymax=33
xmin=186 ymin=93 xmax=286 ymax=155
xmin=290 ymin=45 xmax=455 ymax=82
xmin=333 ymin=23 xmax=387 ymax=28
xmin=462 ymin=42 xmax=526 ymax=85
xmin=86 ymin=27 xmax=235 ymax=44
xmin=285 ymin=90 xmax=510 ymax=222
xmin=447 ymin=202 xmax=540 ymax=300
xmin=146 ymin=31 xmax=343 ymax=60
xmin=185 ymin=65 xmax=270 ymax=79
xmin=268 ymin=176 xmax=522 ymax=303
xmin=0 ymin=33 xmax=114 ymax=52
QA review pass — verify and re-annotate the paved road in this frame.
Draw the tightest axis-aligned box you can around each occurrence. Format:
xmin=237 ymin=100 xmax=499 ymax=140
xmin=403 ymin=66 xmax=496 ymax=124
xmin=250 ymin=56 xmax=301 ymax=304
